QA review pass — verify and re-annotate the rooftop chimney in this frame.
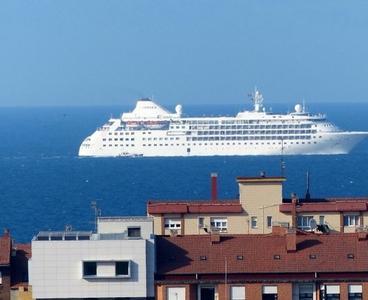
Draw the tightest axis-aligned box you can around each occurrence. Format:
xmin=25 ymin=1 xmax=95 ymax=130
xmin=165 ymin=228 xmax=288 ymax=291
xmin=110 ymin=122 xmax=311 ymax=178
xmin=210 ymin=232 xmax=221 ymax=244
xmin=211 ymin=173 xmax=218 ymax=202
xmin=286 ymin=229 xmax=297 ymax=252
xmin=3 ymin=228 xmax=10 ymax=237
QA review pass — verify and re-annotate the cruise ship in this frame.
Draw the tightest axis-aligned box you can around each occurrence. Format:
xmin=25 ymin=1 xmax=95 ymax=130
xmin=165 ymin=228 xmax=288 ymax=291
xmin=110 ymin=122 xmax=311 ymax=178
xmin=79 ymin=90 xmax=368 ymax=157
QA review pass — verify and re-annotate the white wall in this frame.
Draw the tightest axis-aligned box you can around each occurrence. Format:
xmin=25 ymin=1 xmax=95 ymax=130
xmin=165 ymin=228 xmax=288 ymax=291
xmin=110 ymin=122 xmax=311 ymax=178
xmin=97 ymin=217 xmax=153 ymax=239
xmin=29 ymin=238 xmax=152 ymax=299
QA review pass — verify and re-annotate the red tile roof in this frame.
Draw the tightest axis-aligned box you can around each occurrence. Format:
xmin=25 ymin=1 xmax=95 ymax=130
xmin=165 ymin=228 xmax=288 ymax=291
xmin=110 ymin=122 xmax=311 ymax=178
xmin=147 ymin=200 xmax=243 ymax=214
xmin=280 ymin=200 xmax=368 ymax=213
xmin=0 ymin=233 xmax=11 ymax=266
xmin=156 ymin=233 xmax=368 ymax=275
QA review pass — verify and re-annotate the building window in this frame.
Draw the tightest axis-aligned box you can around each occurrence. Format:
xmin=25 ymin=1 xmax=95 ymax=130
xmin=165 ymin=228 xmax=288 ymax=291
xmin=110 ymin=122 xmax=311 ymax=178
xmin=231 ymin=286 xmax=245 ymax=300
xmin=83 ymin=261 xmax=97 ymax=277
xmin=167 ymin=287 xmax=186 ymax=300
xmin=127 ymin=227 xmax=141 ymax=238
xmin=297 ymin=216 xmax=314 ymax=230
xmin=198 ymin=217 xmax=205 ymax=228
xmin=115 ymin=261 xmax=130 ymax=277
xmin=164 ymin=219 xmax=181 ymax=229
xmin=0 ymin=271 xmax=2 ymax=284
xmin=262 ymin=285 xmax=277 ymax=300
xmin=319 ymin=215 xmax=325 ymax=225
xmin=299 ymin=284 xmax=313 ymax=300
xmin=348 ymin=285 xmax=362 ymax=300
xmin=321 ymin=285 xmax=340 ymax=300
xmin=267 ymin=216 xmax=272 ymax=228
xmin=251 ymin=216 xmax=258 ymax=229
xmin=344 ymin=215 xmax=360 ymax=227
xmin=210 ymin=217 xmax=228 ymax=232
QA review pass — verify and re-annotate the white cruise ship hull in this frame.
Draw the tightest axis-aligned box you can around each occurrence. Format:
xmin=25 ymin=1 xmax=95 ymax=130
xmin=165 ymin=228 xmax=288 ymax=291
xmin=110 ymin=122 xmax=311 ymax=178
xmin=78 ymin=95 xmax=368 ymax=158
xmin=79 ymin=131 xmax=368 ymax=157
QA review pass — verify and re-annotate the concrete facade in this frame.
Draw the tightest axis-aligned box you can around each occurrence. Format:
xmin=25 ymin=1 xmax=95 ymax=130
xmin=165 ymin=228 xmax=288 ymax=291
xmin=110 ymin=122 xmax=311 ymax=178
xmin=29 ymin=217 xmax=155 ymax=299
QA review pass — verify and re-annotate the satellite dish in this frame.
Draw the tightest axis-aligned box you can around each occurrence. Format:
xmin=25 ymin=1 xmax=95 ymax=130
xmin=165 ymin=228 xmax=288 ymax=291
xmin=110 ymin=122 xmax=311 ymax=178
xmin=295 ymin=104 xmax=303 ymax=113
xmin=309 ymin=218 xmax=317 ymax=230
xmin=175 ymin=104 xmax=182 ymax=116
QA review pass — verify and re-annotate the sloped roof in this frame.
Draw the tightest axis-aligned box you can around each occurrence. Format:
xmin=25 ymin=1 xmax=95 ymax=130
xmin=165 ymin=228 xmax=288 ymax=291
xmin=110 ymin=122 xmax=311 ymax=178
xmin=280 ymin=200 xmax=368 ymax=213
xmin=147 ymin=200 xmax=243 ymax=214
xmin=156 ymin=233 xmax=368 ymax=275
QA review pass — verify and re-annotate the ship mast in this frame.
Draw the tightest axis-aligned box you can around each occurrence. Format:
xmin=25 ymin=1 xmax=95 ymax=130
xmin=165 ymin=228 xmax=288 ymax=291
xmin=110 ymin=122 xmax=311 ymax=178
xmin=252 ymin=88 xmax=264 ymax=112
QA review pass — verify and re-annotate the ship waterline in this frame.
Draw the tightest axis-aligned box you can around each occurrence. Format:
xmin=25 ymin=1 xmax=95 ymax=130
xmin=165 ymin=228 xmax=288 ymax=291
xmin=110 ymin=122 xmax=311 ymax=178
xmin=79 ymin=90 xmax=368 ymax=157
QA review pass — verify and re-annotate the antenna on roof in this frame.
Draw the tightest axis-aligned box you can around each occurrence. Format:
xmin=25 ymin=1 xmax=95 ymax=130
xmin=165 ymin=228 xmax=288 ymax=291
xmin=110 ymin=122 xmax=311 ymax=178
xmin=305 ymin=171 xmax=311 ymax=200
xmin=91 ymin=200 xmax=102 ymax=233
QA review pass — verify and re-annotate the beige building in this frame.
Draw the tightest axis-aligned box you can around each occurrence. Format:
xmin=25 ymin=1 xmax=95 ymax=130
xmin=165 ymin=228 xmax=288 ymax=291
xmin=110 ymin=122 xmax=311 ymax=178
xmin=147 ymin=174 xmax=368 ymax=235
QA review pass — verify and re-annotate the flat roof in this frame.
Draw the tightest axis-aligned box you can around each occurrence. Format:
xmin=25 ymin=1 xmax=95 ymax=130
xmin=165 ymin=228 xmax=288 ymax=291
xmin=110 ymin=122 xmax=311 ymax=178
xmin=237 ymin=176 xmax=286 ymax=183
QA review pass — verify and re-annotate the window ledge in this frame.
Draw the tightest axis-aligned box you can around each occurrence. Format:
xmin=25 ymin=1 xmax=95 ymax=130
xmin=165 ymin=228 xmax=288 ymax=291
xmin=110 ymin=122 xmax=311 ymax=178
xmin=83 ymin=275 xmax=131 ymax=279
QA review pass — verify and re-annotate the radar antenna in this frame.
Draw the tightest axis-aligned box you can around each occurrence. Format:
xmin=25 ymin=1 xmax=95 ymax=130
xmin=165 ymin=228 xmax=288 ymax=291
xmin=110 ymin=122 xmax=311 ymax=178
xmin=251 ymin=87 xmax=264 ymax=112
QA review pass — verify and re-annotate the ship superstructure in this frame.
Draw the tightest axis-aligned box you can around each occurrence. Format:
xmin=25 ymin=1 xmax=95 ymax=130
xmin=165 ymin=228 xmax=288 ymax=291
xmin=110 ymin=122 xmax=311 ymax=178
xmin=79 ymin=90 xmax=367 ymax=157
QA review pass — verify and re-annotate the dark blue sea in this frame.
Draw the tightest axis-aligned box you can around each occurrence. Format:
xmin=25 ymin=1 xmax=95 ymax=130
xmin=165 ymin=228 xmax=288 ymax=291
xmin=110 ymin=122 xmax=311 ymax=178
xmin=1 ymin=103 xmax=368 ymax=242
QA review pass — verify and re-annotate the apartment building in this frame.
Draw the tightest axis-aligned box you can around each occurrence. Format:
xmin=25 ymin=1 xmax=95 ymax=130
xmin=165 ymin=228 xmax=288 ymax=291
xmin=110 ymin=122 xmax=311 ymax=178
xmin=147 ymin=173 xmax=368 ymax=235
xmin=155 ymin=229 xmax=368 ymax=300
xmin=29 ymin=216 xmax=155 ymax=300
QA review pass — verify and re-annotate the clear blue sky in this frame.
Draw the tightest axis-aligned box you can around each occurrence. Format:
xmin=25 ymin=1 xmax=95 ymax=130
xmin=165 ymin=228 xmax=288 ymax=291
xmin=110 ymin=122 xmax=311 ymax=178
xmin=0 ymin=0 xmax=367 ymax=106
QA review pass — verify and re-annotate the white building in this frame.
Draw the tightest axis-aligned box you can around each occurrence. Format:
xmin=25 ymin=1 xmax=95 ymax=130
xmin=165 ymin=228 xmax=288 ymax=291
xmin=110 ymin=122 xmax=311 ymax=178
xmin=29 ymin=216 xmax=154 ymax=300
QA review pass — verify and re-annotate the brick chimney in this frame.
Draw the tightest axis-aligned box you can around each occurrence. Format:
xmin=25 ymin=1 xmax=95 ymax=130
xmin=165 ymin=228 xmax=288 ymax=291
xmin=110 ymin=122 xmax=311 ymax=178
xmin=286 ymin=229 xmax=297 ymax=252
xmin=210 ymin=232 xmax=221 ymax=244
xmin=211 ymin=173 xmax=218 ymax=202
xmin=358 ymin=231 xmax=368 ymax=241
xmin=272 ymin=225 xmax=288 ymax=236
xmin=3 ymin=228 xmax=10 ymax=237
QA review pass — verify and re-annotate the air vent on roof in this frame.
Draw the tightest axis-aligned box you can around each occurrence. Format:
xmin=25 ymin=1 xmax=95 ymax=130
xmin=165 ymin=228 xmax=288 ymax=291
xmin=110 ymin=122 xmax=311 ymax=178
xmin=309 ymin=254 xmax=317 ymax=259
xmin=347 ymin=253 xmax=355 ymax=259
xmin=200 ymin=256 xmax=207 ymax=261
xmin=236 ymin=255 xmax=244 ymax=260
xmin=273 ymin=255 xmax=281 ymax=260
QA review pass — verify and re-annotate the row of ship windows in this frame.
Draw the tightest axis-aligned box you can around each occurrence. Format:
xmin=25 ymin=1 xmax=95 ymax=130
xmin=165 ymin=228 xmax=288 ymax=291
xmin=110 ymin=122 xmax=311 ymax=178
xmin=106 ymin=130 xmax=317 ymax=137
xmin=190 ymin=124 xmax=314 ymax=130
xmin=102 ymin=136 xmax=321 ymax=143
xmin=103 ymin=144 xmax=135 ymax=147
xmin=142 ymin=137 xmax=180 ymax=141
xmin=109 ymin=132 xmax=135 ymax=135
xmin=101 ymin=141 xmax=318 ymax=148
xmin=105 ymin=128 xmax=319 ymax=135
xmin=174 ymin=119 xmax=321 ymax=125
xmin=141 ymin=142 xmax=317 ymax=146
xmin=103 ymin=138 xmax=135 ymax=141
xmin=188 ymin=135 xmax=318 ymax=141
xmin=196 ymin=130 xmax=317 ymax=135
